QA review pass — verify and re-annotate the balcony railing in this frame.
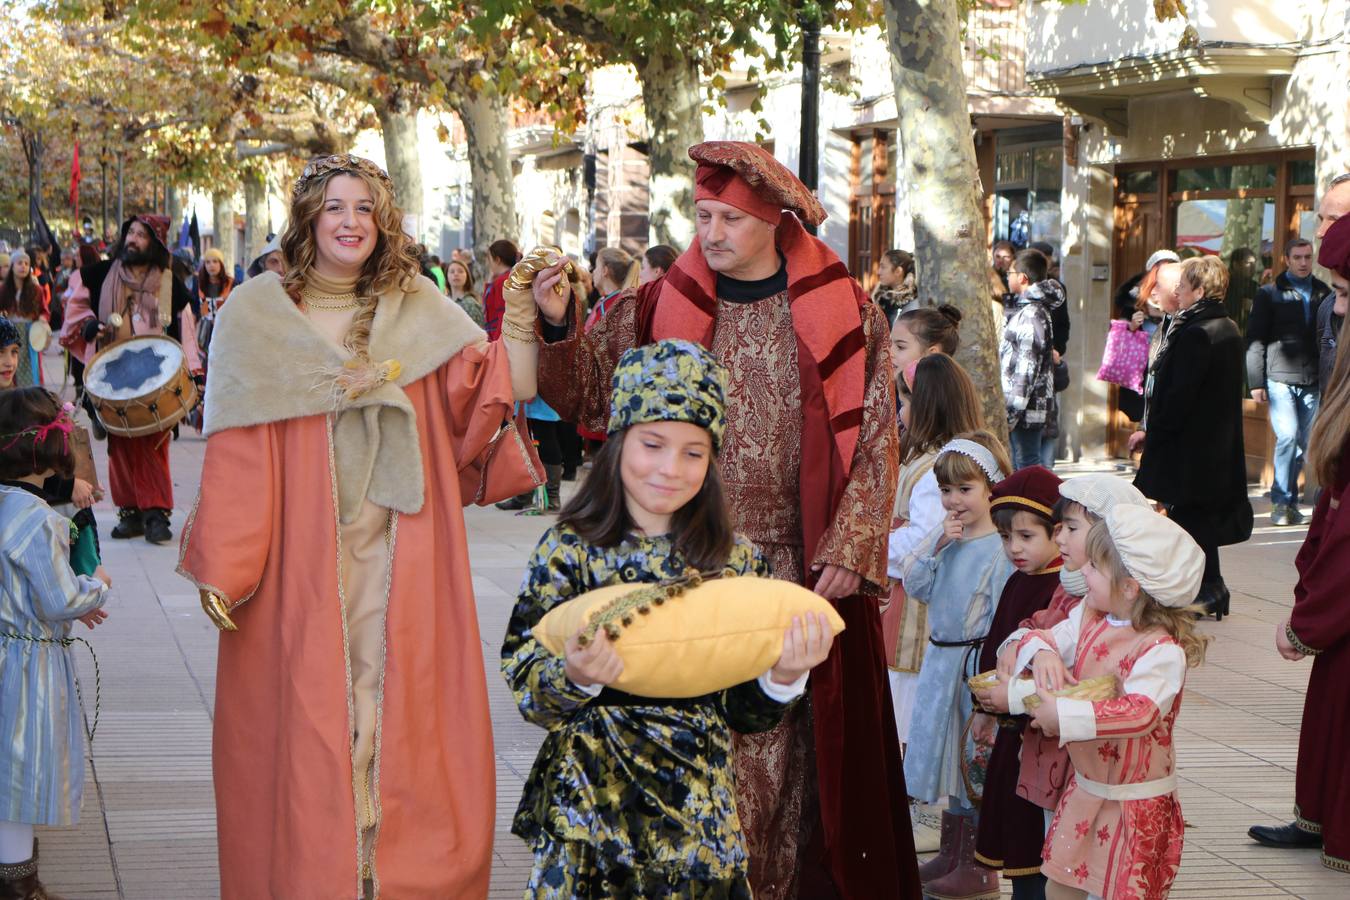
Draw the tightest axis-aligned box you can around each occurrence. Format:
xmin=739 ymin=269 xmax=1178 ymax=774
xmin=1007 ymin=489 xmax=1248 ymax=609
xmin=964 ymin=1 xmax=1030 ymax=96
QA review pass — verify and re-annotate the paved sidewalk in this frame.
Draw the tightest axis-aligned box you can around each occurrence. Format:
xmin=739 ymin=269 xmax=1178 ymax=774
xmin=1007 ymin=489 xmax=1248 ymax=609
xmin=29 ymin=384 xmax=1345 ymax=897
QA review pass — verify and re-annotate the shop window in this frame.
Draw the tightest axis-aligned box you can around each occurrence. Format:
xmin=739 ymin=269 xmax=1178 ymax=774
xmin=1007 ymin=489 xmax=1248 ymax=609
xmin=992 ymin=141 xmax=1062 ymax=255
xmin=1174 ymin=164 xmax=1277 ymax=193
xmin=1290 ymin=159 xmax=1316 ymax=186
xmin=1120 ymin=170 xmax=1158 ymax=195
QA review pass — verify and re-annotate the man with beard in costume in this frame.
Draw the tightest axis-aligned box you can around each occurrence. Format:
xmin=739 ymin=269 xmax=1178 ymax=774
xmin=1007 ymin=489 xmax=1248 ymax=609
xmin=521 ymin=141 xmax=919 ymax=900
xmin=59 ymin=215 xmax=201 ymax=544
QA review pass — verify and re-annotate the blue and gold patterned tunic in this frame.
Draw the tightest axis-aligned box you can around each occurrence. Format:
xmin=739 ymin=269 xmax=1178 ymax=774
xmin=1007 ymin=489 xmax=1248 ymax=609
xmin=502 ymin=525 xmax=794 ymax=897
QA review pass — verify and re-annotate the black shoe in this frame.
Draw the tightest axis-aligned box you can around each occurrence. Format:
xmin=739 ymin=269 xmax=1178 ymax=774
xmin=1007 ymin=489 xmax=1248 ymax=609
xmin=111 ymin=508 xmax=144 ymax=539
xmin=144 ymin=509 xmax=173 ymax=544
xmin=544 ymin=464 xmax=562 ymax=513
xmin=561 ymin=466 xmax=577 ymax=482
xmin=1249 ymin=822 xmax=1322 ymax=849
xmin=1198 ymin=579 xmax=1231 ymax=622
xmin=495 ymin=492 xmax=532 ymax=512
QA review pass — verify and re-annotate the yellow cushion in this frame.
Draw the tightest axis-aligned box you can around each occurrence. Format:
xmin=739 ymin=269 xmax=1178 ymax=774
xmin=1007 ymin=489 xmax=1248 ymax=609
xmin=533 ymin=574 xmax=847 ymax=698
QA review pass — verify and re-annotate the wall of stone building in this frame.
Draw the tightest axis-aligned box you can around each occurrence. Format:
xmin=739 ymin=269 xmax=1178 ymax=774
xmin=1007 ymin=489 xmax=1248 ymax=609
xmin=1054 ymin=38 xmax=1350 ymax=460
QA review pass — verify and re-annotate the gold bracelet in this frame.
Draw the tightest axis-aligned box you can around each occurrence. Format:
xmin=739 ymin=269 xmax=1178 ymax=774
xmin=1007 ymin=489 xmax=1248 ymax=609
xmin=1286 ymin=621 xmax=1320 ymax=657
xmin=501 ymin=320 xmax=539 ymax=344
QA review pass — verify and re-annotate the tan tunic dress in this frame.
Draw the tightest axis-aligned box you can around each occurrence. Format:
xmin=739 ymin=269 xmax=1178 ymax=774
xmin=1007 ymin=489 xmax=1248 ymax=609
xmin=302 ymin=270 xmax=392 ymax=867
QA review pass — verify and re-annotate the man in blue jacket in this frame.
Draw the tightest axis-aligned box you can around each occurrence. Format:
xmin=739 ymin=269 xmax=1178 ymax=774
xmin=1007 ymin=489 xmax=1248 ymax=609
xmin=1245 ymin=238 xmax=1330 ymax=525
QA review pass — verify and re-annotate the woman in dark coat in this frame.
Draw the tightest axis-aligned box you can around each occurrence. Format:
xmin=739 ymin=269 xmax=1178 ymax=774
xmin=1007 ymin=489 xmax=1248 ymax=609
xmin=1135 ymin=254 xmax=1253 ymax=619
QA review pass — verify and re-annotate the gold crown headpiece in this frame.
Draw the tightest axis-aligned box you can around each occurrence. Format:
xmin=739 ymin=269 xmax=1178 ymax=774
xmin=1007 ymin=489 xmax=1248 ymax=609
xmin=293 ymin=154 xmax=395 ymax=199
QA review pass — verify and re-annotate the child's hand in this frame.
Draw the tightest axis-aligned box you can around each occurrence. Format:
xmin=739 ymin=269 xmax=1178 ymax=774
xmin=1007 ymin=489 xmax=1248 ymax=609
xmin=936 ymin=510 xmax=964 ymax=550
xmin=1031 ymin=649 xmax=1077 ymax=692
xmin=770 ymin=612 xmax=835 ymax=685
xmin=564 ymin=630 xmax=624 ymax=689
xmin=996 ymin=643 xmax=1019 ymax=679
xmin=1028 ymin=688 xmax=1061 ymax=737
xmin=94 ymin=566 xmax=112 ymax=588
xmin=77 ymin=608 xmax=109 ymax=630
xmin=72 ymin=478 xmax=95 ymax=509
xmin=974 ymin=678 xmax=1010 ymax=714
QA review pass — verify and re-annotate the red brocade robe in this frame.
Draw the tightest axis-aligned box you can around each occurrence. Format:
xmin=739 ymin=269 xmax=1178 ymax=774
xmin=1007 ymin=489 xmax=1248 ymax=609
xmin=538 ymin=217 xmax=917 ymax=900
xmin=1289 ymin=446 xmax=1350 ymax=872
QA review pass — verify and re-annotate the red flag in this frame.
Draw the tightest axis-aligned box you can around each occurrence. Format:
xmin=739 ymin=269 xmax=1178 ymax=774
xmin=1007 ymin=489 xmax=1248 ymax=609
xmin=70 ymin=140 xmax=81 ymax=221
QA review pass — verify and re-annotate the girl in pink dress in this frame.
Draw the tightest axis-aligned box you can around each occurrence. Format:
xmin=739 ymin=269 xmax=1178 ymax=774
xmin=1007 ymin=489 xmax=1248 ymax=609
xmin=1011 ymin=505 xmax=1210 ymax=900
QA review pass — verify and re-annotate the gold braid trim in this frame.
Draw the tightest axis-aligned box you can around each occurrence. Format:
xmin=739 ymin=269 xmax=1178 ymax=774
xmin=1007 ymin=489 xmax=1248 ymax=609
xmin=575 ymin=571 xmax=723 ymax=647
xmin=1286 ymin=621 xmax=1321 ymax=657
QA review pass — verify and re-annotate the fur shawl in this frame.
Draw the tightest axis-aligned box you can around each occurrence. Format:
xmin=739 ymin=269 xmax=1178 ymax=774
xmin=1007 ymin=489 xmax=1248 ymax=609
xmin=203 ymin=272 xmax=486 ymax=523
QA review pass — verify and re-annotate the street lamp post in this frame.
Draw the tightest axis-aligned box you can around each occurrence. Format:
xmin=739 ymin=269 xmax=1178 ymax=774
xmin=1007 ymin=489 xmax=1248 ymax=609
xmin=798 ymin=11 xmax=821 ymax=236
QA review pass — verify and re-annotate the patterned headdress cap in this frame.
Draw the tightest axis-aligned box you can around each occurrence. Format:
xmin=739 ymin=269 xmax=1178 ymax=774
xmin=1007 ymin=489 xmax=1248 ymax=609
xmin=294 ymin=154 xmax=395 ymax=200
xmin=0 ymin=315 xmax=18 ymax=348
xmin=608 ymin=339 xmax=728 ymax=451
xmin=937 ymin=438 xmax=1006 ymax=484
xmin=689 ymin=141 xmax=827 ymax=227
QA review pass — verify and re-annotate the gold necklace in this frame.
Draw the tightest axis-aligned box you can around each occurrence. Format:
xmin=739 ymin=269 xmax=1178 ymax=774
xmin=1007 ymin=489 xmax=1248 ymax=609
xmin=302 ymin=288 xmax=360 ymax=311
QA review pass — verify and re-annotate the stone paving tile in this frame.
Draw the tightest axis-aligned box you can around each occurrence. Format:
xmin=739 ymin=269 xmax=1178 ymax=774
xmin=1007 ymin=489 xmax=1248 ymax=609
xmin=23 ymin=378 xmax=1346 ymax=897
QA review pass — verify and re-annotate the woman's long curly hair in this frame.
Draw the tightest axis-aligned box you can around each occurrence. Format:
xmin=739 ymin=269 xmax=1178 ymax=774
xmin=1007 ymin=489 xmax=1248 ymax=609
xmin=280 ymin=166 xmax=421 ymax=368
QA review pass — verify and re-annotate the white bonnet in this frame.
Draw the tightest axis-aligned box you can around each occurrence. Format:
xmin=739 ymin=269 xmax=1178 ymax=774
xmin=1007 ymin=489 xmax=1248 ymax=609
xmin=1103 ymin=505 xmax=1205 ymax=608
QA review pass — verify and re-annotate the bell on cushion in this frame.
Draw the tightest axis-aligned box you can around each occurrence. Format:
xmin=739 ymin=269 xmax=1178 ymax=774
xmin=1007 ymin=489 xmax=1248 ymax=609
xmin=533 ymin=573 xmax=846 ymax=698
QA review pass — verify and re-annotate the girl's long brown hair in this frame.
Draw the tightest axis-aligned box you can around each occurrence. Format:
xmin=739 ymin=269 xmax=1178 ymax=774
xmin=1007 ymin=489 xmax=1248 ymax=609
xmin=0 ymin=267 xmax=43 ymax=320
xmin=280 ymin=168 xmax=422 ymax=370
xmin=1086 ymin=520 xmax=1210 ymax=667
xmin=900 ymin=354 xmax=984 ymax=465
xmin=558 ymin=428 xmax=736 ymax=572
xmin=1309 ymin=309 xmax=1350 ymax=487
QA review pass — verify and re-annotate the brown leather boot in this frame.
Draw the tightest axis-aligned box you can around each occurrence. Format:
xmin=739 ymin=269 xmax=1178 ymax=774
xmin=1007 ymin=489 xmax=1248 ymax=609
xmin=916 ymin=809 xmax=960 ymax=884
xmin=0 ymin=840 xmax=66 ymax=900
xmin=925 ymin=814 xmax=1000 ymax=900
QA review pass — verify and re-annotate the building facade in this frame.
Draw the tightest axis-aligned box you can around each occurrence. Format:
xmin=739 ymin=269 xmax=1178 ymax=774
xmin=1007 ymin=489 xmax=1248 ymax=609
xmin=1028 ymin=0 xmax=1350 ymax=466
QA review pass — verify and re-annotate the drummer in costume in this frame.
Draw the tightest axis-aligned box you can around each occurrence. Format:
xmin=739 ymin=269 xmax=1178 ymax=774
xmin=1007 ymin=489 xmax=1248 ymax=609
xmin=179 ymin=154 xmax=543 ymax=898
xmin=58 ymin=215 xmax=201 ymax=545
xmin=527 ymin=141 xmax=919 ymax=899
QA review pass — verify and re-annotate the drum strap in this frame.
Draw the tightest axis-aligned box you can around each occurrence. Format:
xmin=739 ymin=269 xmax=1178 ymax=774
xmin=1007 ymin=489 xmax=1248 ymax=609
xmin=156 ymin=269 xmax=173 ymax=328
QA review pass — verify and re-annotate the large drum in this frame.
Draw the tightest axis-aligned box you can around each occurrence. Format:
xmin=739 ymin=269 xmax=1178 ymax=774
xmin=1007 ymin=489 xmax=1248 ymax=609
xmin=85 ymin=335 xmax=198 ymax=437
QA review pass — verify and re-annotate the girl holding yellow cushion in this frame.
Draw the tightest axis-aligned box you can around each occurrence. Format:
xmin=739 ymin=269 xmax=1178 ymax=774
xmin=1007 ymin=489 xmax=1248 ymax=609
xmin=501 ymin=339 xmax=833 ymax=898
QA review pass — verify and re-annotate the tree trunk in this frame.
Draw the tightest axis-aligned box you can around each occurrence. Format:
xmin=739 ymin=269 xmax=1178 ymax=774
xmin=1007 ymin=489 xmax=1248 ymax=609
xmin=637 ymin=48 xmax=703 ymax=248
xmin=166 ymin=183 xmax=183 ymax=233
xmin=242 ymin=170 xmax=268 ymax=265
xmin=211 ymin=188 xmax=237 ymax=274
xmin=456 ymin=89 xmax=518 ymax=271
xmin=375 ymin=91 xmax=424 ymax=240
xmin=884 ymin=0 xmax=1008 ymax=440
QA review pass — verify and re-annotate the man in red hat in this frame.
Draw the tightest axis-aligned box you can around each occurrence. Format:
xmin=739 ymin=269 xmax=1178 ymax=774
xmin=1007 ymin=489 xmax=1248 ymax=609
xmin=527 ymin=142 xmax=919 ymax=900
xmin=59 ymin=215 xmax=201 ymax=544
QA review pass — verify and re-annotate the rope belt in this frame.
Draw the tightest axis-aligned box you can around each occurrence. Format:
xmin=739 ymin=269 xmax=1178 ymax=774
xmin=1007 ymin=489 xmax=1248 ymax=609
xmin=2 ymin=632 xmax=102 ymax=742
xmin=930 ymin=634 xmax=987 ymax=679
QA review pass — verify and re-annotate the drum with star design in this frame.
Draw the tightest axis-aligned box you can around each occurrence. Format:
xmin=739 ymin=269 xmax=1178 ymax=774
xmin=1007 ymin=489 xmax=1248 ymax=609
xmin=84 ymin=335 xmax=199 ymax=437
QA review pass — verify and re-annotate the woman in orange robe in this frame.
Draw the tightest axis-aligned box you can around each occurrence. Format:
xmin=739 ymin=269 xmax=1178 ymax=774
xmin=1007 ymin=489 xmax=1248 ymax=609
xmin=177 ymin=155 xmax=542 ymax=899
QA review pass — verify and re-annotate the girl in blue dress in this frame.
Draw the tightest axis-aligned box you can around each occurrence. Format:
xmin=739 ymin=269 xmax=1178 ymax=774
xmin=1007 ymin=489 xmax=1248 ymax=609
xmin=0 ymin=387 xmax=110 ymax=898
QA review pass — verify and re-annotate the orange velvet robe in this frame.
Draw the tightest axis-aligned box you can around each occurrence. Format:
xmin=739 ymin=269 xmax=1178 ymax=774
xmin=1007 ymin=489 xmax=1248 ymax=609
xmin=178 ymin=341 xmax=520 ymax=899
